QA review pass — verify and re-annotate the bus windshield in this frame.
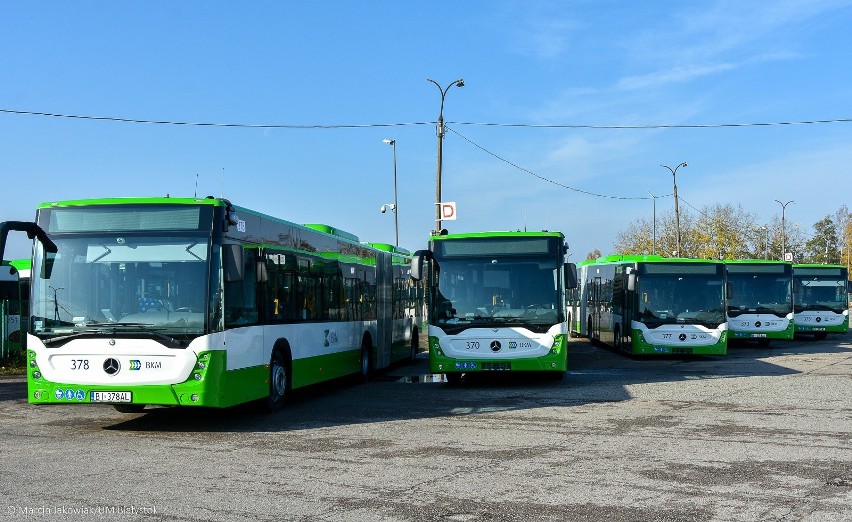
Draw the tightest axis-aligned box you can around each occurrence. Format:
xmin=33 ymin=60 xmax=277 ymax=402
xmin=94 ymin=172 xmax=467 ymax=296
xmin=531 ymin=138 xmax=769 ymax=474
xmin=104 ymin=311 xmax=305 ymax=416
xmin=638 ymin=273 xmax=725 ymax=328
xmin=727 ymin=273 xmax=792 ymax=317
xmin=431 ymin=256 xmax=561 ymax=333
xmin=30 ymin=234 xmax=211 ymax=341
xmin=795 ymin=278 xmax=848 ymax=314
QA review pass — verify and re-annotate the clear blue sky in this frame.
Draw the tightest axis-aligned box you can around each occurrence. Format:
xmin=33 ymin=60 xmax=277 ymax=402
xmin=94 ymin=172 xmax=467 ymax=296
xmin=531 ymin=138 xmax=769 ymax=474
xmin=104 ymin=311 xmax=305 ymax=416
xmin=2 ymin=1 xmax=852 ymax=261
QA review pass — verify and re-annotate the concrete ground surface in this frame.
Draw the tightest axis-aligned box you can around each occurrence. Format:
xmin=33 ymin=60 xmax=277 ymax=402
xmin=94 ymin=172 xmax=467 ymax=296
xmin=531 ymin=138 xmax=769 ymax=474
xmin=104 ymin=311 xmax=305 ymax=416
xmin=1 ymin=333 xmax=851 ymax=521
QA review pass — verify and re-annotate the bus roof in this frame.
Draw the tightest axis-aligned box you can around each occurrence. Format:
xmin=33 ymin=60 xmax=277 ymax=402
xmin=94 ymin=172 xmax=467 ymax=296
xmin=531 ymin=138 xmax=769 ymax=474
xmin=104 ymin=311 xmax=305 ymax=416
xmin=582 ymin=254 xmax=725 ymax=266
xmin=429 ymin=230 xmax=564 ymax=241
xmin=35 ymin=196 xmax=416 ymax=256
xmin=38 ymin=196 xmax=226 ymax=209
xmin=724 ymin=259 xmax=792 ymax=266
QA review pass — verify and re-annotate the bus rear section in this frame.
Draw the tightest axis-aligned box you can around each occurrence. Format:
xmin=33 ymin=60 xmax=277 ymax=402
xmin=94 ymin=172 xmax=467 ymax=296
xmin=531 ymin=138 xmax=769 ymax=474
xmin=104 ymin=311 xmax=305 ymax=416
xmin=412 ymin=232 xmax=576 ymax=382
xmin=578 ymin=256 xmax=728 ymax=356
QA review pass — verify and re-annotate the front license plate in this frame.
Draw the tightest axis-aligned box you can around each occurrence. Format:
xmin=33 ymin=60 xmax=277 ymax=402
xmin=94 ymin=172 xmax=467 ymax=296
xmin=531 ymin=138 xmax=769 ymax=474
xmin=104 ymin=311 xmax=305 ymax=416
xmin=90 ymin=391 xmax=132 ymax=403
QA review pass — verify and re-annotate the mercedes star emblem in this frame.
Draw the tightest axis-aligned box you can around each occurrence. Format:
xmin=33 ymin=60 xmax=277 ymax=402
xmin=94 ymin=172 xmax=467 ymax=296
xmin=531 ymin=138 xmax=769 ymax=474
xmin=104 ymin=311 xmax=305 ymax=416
xmin=103 ymin=358 xmax=121 ymax=375
xmin=490 ymin=340 xmax=502 ymax=352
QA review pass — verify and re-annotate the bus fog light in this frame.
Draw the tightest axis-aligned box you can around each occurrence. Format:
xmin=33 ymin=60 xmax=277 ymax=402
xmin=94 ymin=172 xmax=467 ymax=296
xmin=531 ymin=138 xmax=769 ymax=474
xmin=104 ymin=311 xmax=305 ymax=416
xmin=197 ymin=362 xmax=206 ymax=370
xmin=194 ymin=373 xmax=202 ymax=381
xmin=30 ymin=360 xmax=37 ymax=368
xmin=190 ymin=394 xmax=199 ymax=402
xmin=32 ymin=371 xmax=41 ymax=379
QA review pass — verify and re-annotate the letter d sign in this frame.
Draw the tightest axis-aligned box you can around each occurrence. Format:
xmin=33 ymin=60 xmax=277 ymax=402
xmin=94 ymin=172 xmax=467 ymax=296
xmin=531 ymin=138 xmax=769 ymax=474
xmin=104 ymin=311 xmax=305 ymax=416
xmin=440 ymin=202 xmax=457 ymax=221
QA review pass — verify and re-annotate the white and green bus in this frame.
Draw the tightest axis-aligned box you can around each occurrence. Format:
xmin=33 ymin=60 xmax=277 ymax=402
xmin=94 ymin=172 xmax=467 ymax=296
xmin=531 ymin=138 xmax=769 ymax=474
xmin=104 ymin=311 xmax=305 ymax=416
xmin=410 ymin=231 xmax=577 ymax=382
xmin=1 ymin=197 xmax=423 ymax=412
xmin=792 ymin=263 xmax=849 ymax=339
xmin=1 ymin=259 xmax=31 ymax=358
xmin=725 ymin=260 xmax=794 ymax=345
xmin=572 ymin=255 xmax=728 ymax=356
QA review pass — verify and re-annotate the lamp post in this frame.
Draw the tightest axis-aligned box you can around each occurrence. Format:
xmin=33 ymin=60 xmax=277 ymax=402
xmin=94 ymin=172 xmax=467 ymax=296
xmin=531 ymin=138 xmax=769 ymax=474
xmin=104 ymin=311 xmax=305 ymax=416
xmin=381 ymin=139 xmax=399 ymax=247
xmin=774 ymin=199 xmax=794 ymax=260
xmin=649 ymin=192 xmax=657 ymax=255
xmin=427 ymin=77 xmax=464 ymax=233
xmin=661 ymin=162 xmax=687 ymax=256
xmin=757 ymin=225 xmax=769 ymax=259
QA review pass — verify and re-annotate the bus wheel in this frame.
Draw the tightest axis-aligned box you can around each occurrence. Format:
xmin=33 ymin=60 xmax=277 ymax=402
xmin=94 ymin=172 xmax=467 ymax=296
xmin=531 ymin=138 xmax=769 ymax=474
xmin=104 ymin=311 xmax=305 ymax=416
xmin=359 ymin=338 xmax=372 ymax=383
xmin=614 ymin=325 xmax=622 ymax=351
xmin=265 ymin=350 xmax=289 ymax=413
xmin=113 ymin=404 xmax=145 ymax=414
xmin=408 ymin=328 xmax=419 ymax=365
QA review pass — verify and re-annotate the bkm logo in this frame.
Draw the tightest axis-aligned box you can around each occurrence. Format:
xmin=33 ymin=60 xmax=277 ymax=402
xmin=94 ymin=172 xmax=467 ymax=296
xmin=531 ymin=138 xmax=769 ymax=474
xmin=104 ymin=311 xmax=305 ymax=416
xmin=129 ymin=360 xmax=142 ymax=371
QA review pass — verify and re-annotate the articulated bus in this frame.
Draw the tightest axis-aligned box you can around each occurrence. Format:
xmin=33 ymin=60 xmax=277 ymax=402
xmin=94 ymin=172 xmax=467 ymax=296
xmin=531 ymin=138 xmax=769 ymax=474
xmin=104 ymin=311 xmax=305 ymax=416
xmin=411 ymin=231 xmax=577 ymax=382
xmin=572 ymin=255 xmax=727 ymax=356
xmin=792 ymin=264 xmax=849 ymax=339
xmin=1 ymin=259 xmax=30 ymax=358
xmin=724 ymin=260 xmax=794 ymax=345
xmin=0 ymin=197 xmax=423 ymax=412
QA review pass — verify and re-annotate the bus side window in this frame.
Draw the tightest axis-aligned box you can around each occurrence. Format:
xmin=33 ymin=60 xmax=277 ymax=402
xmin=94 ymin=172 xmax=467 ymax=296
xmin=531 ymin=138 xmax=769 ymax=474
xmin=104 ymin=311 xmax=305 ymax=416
xmin=224 ymin=249 xmax=259 ymax=326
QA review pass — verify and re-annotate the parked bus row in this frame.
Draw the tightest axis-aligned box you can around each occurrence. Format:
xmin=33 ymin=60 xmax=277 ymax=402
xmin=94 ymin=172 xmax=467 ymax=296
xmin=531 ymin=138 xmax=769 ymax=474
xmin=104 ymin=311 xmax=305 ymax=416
xmin=569 ymin=255 xmax=849 ymax=356
xmin=1 ymin=199 xmax=849 ymax=412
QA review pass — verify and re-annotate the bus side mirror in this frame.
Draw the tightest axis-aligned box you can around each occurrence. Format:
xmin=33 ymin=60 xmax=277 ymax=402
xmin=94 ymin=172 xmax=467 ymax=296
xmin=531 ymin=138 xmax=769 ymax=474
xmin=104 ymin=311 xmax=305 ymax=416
xmin=223 ymin=244 xmax=244 ymax=282
xmin=627 ymin=272 xmax=636 ymax=292
xmin=410 ymin=250 xmax=430 ymax=281
xmin=0 ymin=220 xmax=57 ymax=258
xmin=726 ymin=282 xmax=734 ymax=300
xmin=564 ymin=262 xmax=578 ymax=290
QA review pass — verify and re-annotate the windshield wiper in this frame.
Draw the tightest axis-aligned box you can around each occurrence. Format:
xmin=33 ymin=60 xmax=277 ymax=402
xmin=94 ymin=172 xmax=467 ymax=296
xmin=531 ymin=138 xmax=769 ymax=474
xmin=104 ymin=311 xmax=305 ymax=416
xmin=42 ymin=330 xmax=104 ymax=346
xmin=42 ymin=323 xmax=185 ymax=348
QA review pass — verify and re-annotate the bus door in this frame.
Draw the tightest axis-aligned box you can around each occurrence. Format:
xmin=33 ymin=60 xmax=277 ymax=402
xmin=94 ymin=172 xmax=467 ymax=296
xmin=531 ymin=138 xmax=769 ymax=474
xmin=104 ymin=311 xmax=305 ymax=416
xmin=591 ymin=276 xmax=602 ymax=341
xmin=375 ymin=251 xmax=393 ymax=369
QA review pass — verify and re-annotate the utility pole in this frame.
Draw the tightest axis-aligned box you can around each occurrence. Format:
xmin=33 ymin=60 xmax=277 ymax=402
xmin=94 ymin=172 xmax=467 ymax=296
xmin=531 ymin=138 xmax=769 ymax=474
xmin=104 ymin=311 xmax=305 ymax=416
xmin=427 ymin=78 xmax=464 ymax=233
xmin=661 ymin=162 xmax=687 ymax=256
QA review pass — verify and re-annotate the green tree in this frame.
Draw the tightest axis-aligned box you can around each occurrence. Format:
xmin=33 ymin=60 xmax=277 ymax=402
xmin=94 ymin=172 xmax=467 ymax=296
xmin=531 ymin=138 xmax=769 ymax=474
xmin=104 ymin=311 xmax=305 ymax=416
xmin=689 ymin=203 xmax=757 ymax=259
xmin=804 ymin=215 xmax=840 ymax=264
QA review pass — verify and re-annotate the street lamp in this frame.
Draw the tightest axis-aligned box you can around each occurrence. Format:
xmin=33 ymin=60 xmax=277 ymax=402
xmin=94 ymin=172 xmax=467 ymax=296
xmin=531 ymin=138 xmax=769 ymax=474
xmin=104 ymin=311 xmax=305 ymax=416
xmin=427 ymin=77 xmax=464 ymax=233
xmin=774 ymin=199 xmax=794 ymax=260
xmin=756 ymin=226 xmax=769 ymax=259
xmin=649 ymin=192 xmax=657 ymax=255
xmin=661 ymin=162 xmax=687 ymax=257
xmin=381 ymin=139 xmax=399 ymax=247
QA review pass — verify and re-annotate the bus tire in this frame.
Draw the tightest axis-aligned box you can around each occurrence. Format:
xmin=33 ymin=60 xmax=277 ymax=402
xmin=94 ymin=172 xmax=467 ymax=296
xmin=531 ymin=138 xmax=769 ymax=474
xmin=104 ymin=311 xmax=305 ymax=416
xmin=408 ymin=327 xmax=419 ymax=365
xmin=614 ymin=324 xmax=622 ymax=352
xmin=587 ymin=315 xmax=596 ymax=345
xmin=264 ymin=349 xmax=290 ymax=413
xmin=113 ymin=404 xmax=145 ymax=414
xmin=359 ymin=335 xmax=373 ymax=383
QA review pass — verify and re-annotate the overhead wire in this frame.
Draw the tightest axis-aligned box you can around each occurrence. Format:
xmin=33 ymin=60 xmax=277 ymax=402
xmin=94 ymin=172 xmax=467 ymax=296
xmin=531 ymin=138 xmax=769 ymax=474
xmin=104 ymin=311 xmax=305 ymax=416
xmin=3 ymin=106 xmax=850 ymax=202
xmin=446 ymin=126 xmax=667 ymax=201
